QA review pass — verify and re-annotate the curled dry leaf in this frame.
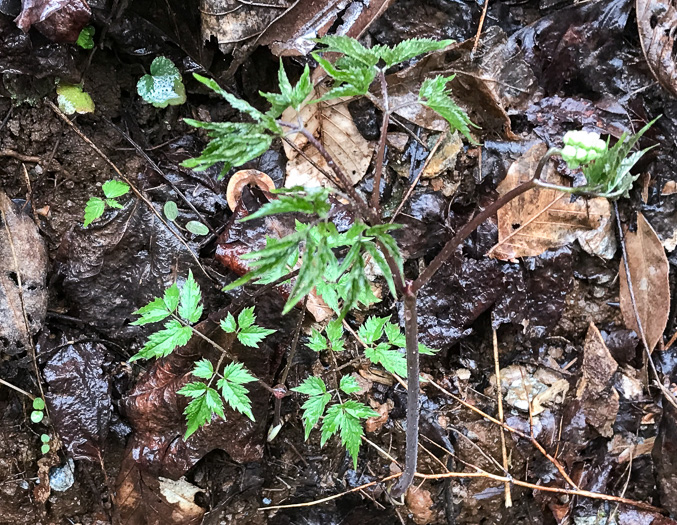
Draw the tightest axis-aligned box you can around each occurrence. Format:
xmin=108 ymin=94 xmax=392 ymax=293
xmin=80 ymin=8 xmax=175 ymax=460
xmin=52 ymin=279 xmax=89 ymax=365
xmin=488 ymin=143 xmax=615 ymax=261
xmin=405 ymin=486 xmax=435 ymax=525
xmin=365 ymin=399 xmax=390 ymax=433
xmin=619 ymin=213 xmax=670 ymax=352
xmin=574 ymin=323 xmax=619 ymax=437
xmin=226 ymin=169 xmax=275 ymax=211
xmin=282 ymin=82 xmax=376 ymax=189
xmin=637 ymin=0 xmax=677 ymax=96
xmin=0 ymin=191 xmax=48 ymax=355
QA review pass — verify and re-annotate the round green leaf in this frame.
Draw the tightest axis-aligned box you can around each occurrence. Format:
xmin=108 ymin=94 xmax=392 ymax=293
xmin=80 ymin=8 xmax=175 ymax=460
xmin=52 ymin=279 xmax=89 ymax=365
xmin=33 ymin=397 xmax=45 ymax=410
xmin=164 ymin=201 xmax=179 ymax=221
xmin=31 ymin=410 xmax=44 ymax=423
xmin=150 ymin=56 xmax=180 ymax=79
xmin=41 ymin=444 xmax=50 ymax=454
xmin=186 ymin=221 xmax=209 ymax=236
xmin=40 ymin=434 xmax=50 ymax=443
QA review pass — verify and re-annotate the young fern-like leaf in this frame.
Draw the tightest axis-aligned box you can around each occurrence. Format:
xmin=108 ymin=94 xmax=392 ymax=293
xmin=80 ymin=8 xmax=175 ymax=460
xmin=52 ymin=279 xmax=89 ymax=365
xmin=374 ymin=38 xmax=454 ymax=67
xmin=419 ymin=75 xmax=477 ymax=144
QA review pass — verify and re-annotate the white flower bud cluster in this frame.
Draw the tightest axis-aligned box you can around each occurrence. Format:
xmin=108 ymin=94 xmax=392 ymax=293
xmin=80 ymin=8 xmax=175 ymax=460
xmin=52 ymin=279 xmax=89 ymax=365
xmin=561 ymin=130 xmax=607 ymax=169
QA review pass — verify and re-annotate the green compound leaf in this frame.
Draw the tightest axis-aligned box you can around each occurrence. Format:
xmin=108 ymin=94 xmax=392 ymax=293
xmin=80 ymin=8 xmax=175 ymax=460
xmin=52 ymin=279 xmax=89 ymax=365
xmin=185 ymin=221 xmax=209 ymax=236
xmin=320 ymin=401 xmax=377 ymax=469
xmin=164 ymin=201 xmax=179 ymax=221
xmin=131 ymin=297 xmax=171 ymax=325
xmin=339 ymin=375 xmax=361 ymax=395
xmin=57 ymin=83 xmax=95 ymax=115
xmin=162 ymin=283 xmax=180 ymax=312
xmin=299 ymin=390 xmax=331 ymax=439
xmin=106 ymin=199 xmax=123 ymax=209
xmin=130 ymin=319 xmax=193 ymax=361
xmin=102 ymin=180 xmax=129 ymax=199
xmin=178 ymin=270 xmax=203 ymax=324
xmin=218 ymin=363 xmax=256 ymax=421
xmin=83 ymin=197 xmax=105 ymax=227
xmin=237 ymin=307 xmax=256 ymax=329
xmin=292 ymin=376 xmax=328 ymax=396
xmin=237 ymin=324 xmax=276 ymax=348
xmin=375 ymin=38 xmax=454 ymax=67
xmin=364 ymin=343 xmax=408 ymax=377
xmin=33 ymin=398 xmax=45 ymax=410
xmin=179 ymin=384 xmax=224 ymax=439
xmin=220 ymin=312 xmax=237 ymax=333
xmin=137 ymin=57 xmax=187 ymax=108
xmin=192 ymin=359 xmax=214 ymax=380
xmin=314 ymin=35 xmax=379 ymax=67
xmin=384 ymin=322 xmax=406 ymax=348
xmin=419 ymin=75 xmax=477 ymax=144
xmin=306 ymin=328 xmax=328 ymax=352
xmin=241 ymin=188 xmax=332 ymax=222
xmin=358 ymin=316 xmax=390 ymax=345
xmin=76 ymin=25 xmax=95 ymax=49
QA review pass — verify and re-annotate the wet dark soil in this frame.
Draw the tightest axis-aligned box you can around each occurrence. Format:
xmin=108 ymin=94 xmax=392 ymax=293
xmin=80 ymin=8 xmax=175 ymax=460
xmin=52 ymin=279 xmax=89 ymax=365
xmin=2 ymin=0 xmax=677 ymax=524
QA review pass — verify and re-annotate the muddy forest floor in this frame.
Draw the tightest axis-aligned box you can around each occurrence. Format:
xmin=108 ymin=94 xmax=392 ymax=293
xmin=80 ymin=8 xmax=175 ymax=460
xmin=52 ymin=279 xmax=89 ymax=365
xmin=2 ymin=0 xmax=677 ymax=524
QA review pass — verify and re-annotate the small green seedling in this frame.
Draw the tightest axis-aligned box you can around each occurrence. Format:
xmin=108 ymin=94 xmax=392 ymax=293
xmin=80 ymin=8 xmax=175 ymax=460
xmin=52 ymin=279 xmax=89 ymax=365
xmin=185 ymin=221 xmax=209 ymax=236
xmin=76 ymin=26 xmax=95 ymax=49
xmin=40 ymin=434 xmax=50 ymax=454
xmin=57 ymin=84 xmax=95 ymax=115
xmin=293 ymin=375 xmax=377 ymax=468
xmin=137 ymin=57 xmax=186 ymax=108
xmin=164 ymin=201 xmax=179 ymax=221
xmin=31 ymin=397 xmax=45 ymax=424
xmin=132 ymin=273 xmax=275 ymax=438
xmin=83 ymin=180 xmax=130 ymax=227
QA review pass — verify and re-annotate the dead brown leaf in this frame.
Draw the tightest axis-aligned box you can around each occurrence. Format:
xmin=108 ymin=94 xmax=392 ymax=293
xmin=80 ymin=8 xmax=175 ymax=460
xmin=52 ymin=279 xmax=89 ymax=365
xmin=365 ymin=399 xmax=390 ymax=433
xmin=405 ymin=486 xmax=435 ymax=525
xmin=15 ymin=0 xmax=91 ymax=43
xmin=619 ymin=213 xmax=670 ymax=352
xmin=637 ymin=0 xmax=677 ymax=96
xmin=282 ymin=84 xmax=375 ymax=188
xmin=0 ymin=191 xmax=48 ymax=355
xmin=575 ymin=323 xmax=619 ymax=437
xmin=488 ymin=143 xmax=615 ymax=261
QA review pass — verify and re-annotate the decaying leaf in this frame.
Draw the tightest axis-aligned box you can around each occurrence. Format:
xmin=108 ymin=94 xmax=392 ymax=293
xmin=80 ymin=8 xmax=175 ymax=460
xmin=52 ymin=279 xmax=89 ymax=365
xmin=281 ymin=83 xmax=375 ymax=189
xmin=405 ymin=486 xmax=435 ymax=525
xmin=386 ymin=25 xmax=537 ymax=138
xmin=493 ymin=364 xmax=569 ymax=416
xmin=574 ymin=323 xmax=620 ymax=437
xmin=116 ymin=454 xmax=205 ymax=525
xmin=201 ymin=0 xmax=391 ymax=60
xmin=15 ymin=0 xmax=91 ymax=43
xmin=39 ymin=333 xmax=111 ymax=462
xmin=0 ymin=191 xmax=48 ymax=355
xmin=619 ymin=213 xmax=670 ymax=352
xmin=637 ymin=0 xmax=677 ymax=96
xmin=653 ymin=401 xmax=677 ymax=515
xmin=226 ymin=169 xmax=275 ymax=211
xmin=488 ymin=143 xmax=615 ymax=261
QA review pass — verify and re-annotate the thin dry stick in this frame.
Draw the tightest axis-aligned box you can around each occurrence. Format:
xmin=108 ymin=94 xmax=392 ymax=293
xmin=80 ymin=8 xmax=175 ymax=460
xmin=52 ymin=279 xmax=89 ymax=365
xmin=390 ymin=132 xmax=445 ymax=223
xmin=0 ymin=378 xmax=35 ymax=399
xmin=46 ymin=100 xmax=211 ymax=279
xmin=614 ymin=202 xmax=677 ymax=410
xmin=426 ymin=377 xmax=580 ymax=490
xmin=492 ymin=329 xmax=512 ymax=507
xmin=471 ymin=0 xmax=490 ymax=57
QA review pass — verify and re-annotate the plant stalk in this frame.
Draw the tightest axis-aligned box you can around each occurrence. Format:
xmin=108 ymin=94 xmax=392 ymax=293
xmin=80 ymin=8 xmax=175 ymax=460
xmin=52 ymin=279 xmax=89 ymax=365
xmin=371 ymin=70 xmax=390 ymax=214
xmin=391 ymin=287 xmax=419 ymax=497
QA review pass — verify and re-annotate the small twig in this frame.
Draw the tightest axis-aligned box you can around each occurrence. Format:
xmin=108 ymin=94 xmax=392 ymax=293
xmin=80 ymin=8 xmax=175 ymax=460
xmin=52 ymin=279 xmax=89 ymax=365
xmin=390 ymin=132 xmax=446 ymax=223
xmin=105 ymin=119 xmax=215 ymax=234
xmin=46 ymin=100 xmax=211 ymax=280
xmin=614 ymin=202 xmax=677 ymax=409
xmin=0 ymin=378 xmax=35 ymax=400
xmin=0 ymin=150 xmax=41 ymax=163
xmin=471 ymin=0 xmax=490 ymax=57
xmin=492 ymin=329 xmax=512 ymax=507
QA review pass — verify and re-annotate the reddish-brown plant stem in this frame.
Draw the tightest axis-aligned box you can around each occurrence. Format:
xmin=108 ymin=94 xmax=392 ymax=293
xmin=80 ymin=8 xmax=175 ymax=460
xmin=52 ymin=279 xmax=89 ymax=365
xmin=371 ymin=70 xmax=390 ymax=214
xmin=391 ymin=287 xmax=419 ymax=497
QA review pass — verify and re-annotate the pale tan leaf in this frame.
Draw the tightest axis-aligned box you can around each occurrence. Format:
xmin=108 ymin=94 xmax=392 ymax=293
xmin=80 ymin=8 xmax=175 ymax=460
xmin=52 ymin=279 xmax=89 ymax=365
xmin=488 ymin=143 xmax=615 ymax=261
xmin=282 ymin=84 xmax=375 ymax=189
xmin=619 ymin=212 xmax=670 ymax=352
xmin=637 ymin=0 xmax=677 ymax=96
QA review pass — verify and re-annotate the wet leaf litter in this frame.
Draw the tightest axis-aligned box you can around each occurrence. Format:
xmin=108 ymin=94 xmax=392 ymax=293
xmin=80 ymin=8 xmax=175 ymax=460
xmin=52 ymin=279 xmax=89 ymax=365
xmin=1 ymin=0 xmax=677 ymax=524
